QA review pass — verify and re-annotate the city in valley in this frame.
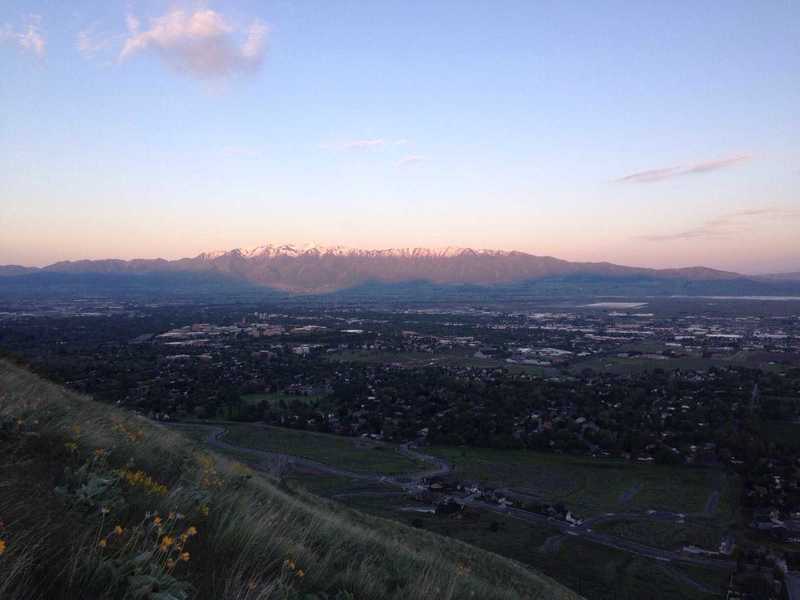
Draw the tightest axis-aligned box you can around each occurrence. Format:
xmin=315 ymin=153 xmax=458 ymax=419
xmin=2 ymin=293 xmax=799 ymax=599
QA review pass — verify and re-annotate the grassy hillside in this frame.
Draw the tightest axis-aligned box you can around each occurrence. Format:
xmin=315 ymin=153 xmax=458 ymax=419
xmin=0 ymin=359 xmax=581 ymax=600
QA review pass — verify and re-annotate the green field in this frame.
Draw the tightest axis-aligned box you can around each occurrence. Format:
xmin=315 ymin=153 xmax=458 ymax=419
xmin=185 ymin=422 xmax=733 ymax=519
xmin=171 ymin=419 xmax=735 ymax=599
xmin=592 ymin=518 xmax=726 ymax=551
xmin=328 ymin=348 xmax=548 ymax=374
xmin=173 ymin=425 xmax=394 ymax=496
xmin=428 ymin=446 xmax=729 ymax=517
xmin=569 ymin=346 xmax=792 ymax=375
xmin=221 ymin=422 xmax=428 ymax=475
xmin=329 ymin=343 xmax=791 ymax=378
xmin=286 ymin=473 xmax=397 ymax=497
xmin=345 ymin=494 xmax=726 ymax=600
xmin=344 ymin=492 xmax=557 ymax=556
xmin=537 ymin=537 xmax=727 ymax=600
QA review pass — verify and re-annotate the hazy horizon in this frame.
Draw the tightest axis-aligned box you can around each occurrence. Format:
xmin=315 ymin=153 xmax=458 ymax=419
xmin=2 ymin=1 xmax=798 ymax=274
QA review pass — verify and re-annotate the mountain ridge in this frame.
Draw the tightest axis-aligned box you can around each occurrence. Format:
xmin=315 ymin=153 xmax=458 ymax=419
xmin=0 ymin=244 xmax=751 ymax=294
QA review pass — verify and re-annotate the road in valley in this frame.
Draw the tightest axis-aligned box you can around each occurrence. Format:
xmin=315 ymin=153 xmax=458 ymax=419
xmin=168 ymin=423 xmax=449 ymax=487
xmin=171 ymin=421 xmax=735 ymax=574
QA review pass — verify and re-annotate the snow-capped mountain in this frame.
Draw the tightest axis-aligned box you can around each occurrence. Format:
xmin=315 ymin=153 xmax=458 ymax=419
xmin=1 ymin=244 xmax=747 ymax=294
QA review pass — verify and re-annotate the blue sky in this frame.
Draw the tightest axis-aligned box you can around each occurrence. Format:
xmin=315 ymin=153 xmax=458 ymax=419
xmin=1 ymin=1 xmax=798 ymax=272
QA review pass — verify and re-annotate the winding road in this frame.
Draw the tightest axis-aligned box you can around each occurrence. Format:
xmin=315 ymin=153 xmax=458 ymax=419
xmin=168 ymin=423 xmax=450 ymax=488
xmin=170 ymin=421 xmax=735 ymax=576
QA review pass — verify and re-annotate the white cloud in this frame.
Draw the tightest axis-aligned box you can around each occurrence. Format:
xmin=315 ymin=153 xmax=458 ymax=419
xmin=0 ymin=15 xmax=45 ymax=58
xmin=618 ymin=154 xmax=751 ymax=183
xmin=119 ymin=9 xmax=268 ymax=79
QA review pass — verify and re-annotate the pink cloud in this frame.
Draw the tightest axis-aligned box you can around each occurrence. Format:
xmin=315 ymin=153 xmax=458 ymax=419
xmin=1 ymin=15 xmax=45 ymax=58
xmin=641 ymin=207 xmax=800 ymax=242
xmin=120 ymin=9 xmax=268 ymax=79
xmin=618 ymin=154 xmax=751 ymax=183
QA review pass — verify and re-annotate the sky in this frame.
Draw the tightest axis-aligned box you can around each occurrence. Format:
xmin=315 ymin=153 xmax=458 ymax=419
xmin=1 ymin=1 xmax=798 ymax=274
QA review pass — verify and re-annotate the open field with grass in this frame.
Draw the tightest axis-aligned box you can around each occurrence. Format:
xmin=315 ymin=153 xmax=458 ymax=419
xmin=568 ymin=346 xmax=794 ymax=375
xmin=568 ymin=354 xmax=732 ymax=375
xmin=344 ymin=494 xmax=727 ymax=600
xmin=285 ymin=473 xmax=396 ymax=498
xmin=177 ymin=423 xmax=733 ymax=521
xmin=219 ymin=422 xmax=428 ymax=475
xmin=0 ymin=359 xmax=581 ymax=600
xmin=592 ymin=518 xmax=726 ymax=552
xmin=327 ymin=348 xmax=548 ymax=374
xmin=536 ymin=537 xmax=727 ymax=600
xmin=329 ymin=343 xmax=789 ymax=378
xmin=427 ymin=446 xmax=730 ymax=518
xmin=169 ymin=421 xmax=427 ymax=476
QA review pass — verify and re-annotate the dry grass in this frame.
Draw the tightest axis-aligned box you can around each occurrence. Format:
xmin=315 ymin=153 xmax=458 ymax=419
xmin=0 ymin=359 xmax=582 ymax=600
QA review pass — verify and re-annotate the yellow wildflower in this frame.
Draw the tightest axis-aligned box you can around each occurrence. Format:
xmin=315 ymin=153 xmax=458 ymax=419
xmin=116 ymin=468 xmax=168 ymax=496
xmin=113 ymin=525 xmax=124 ymax=536
xmin=98 ymin=539 xmax=107 ymax=548
xmin=160 ymin=535 xmax=174 ymax=550
xmin=153 ymin=516 xmax=162 ymax=526
xmin=296 ymin=569 xmax=305 ymax=578
xmin=179 ymin=552 xmax=190 ymax=562
xmin=186 ymin=526 xmax=198 ymax=537
xmin=0 ymin=539 xmax=6 ymax=555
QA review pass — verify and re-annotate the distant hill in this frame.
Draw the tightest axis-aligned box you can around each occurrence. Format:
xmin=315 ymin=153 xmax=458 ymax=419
xmin=0 ymin=265 xmax=38 ymax=276
xmin=0 ymin=359 xmax=581 ymax=600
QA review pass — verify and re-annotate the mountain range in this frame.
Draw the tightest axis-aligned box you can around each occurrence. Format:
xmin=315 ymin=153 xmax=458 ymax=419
xmin=1 ymin=244 xmax=798 ymax=296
